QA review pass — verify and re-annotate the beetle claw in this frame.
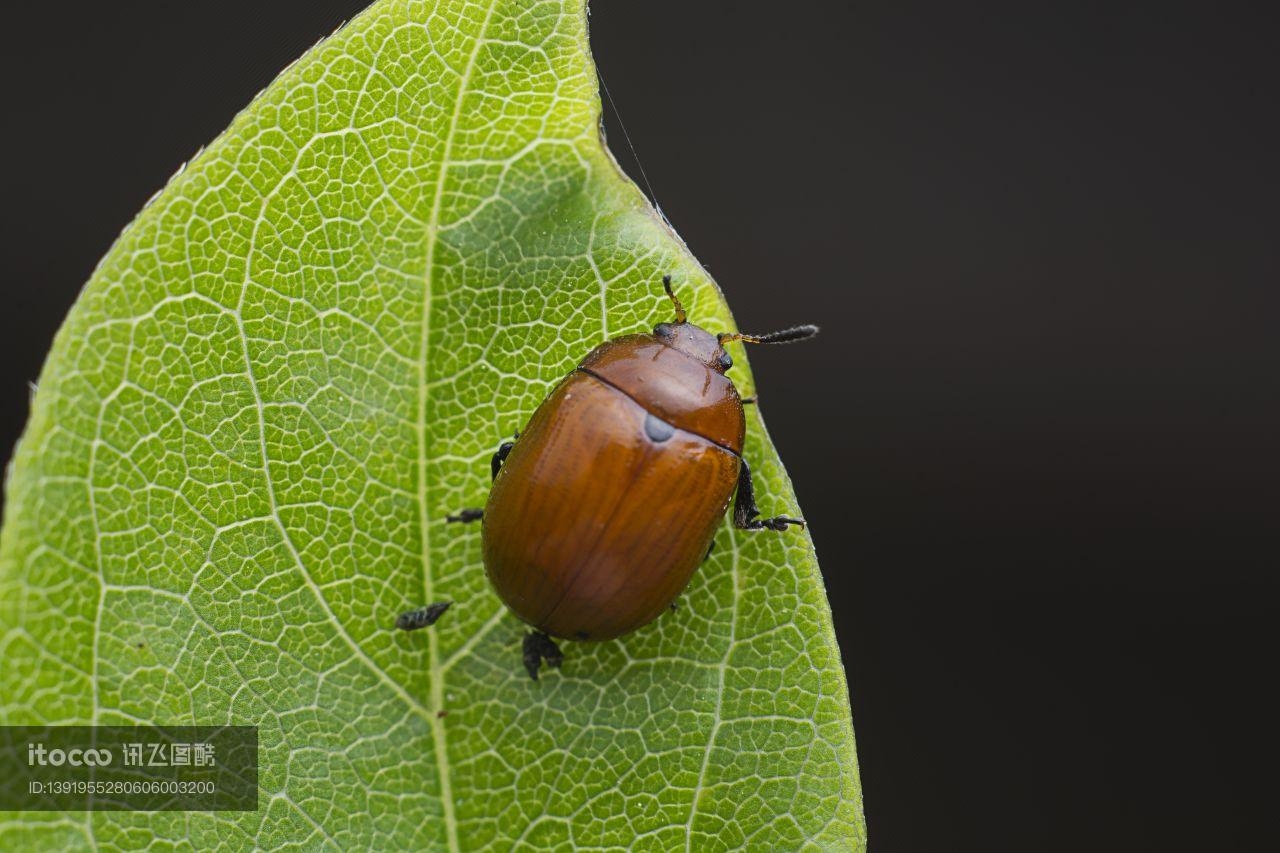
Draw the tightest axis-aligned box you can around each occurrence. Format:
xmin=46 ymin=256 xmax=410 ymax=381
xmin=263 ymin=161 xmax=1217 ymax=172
xmin=522 ymin=630 xmax=563 ymax=681
xmin=446 ymin=508 xmax=484 ymax=523
xmin=395 ymin=601 xmax=452 ymax=631
xmin=752 ymin=515 xmax=806 ymax=532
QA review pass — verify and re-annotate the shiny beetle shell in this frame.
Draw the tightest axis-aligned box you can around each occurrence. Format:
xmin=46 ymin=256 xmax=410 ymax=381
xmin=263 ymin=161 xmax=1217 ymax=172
xmin=481 ymin=335 xmax=745 ymax=641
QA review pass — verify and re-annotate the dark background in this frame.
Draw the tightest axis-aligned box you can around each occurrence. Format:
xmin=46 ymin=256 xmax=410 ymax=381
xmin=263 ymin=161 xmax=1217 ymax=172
xmin=2 ymin=1 xmax=1276 ymax=850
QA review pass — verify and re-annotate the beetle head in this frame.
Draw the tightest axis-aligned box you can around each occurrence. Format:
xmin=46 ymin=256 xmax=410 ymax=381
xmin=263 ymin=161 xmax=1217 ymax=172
xmin=654 ymin=320 xmax=734 ymax=372
xmin=653 ymin=275 xmax=735 ymax=372
xmin=653 ymin=275 xmax=819 ymax=374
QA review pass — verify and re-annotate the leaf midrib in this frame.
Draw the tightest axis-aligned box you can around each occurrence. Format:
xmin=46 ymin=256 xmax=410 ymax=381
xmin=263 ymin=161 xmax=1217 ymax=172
xmin=417 ymin=1 xmax=504 ymax=850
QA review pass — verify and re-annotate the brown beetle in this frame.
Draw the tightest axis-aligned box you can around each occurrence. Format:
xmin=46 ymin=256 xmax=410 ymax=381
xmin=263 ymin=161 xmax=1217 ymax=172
xmin=399 ymin=276 xmax=817 ymax=678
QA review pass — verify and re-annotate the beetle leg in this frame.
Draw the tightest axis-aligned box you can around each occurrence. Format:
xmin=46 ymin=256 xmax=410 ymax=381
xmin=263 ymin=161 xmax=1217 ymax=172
xmin=704 ymin=538 xmax=716 ymax=561
xmin=490 ymin=440 xmax=516 ymax=481
xmin=741 ymin=395 xmax=757 ymax=406
xmin=394 ymin=601 xmax=452 ymax=631
xmin=733 ymin=459 xmax=806 ymax=531
xmin=522 ymin=630 xmax=564 ymax=681
xmin=446 ymin=508 xmax=483 ymax=523
xmin=449 ymin=437 xmax=515 ymax=522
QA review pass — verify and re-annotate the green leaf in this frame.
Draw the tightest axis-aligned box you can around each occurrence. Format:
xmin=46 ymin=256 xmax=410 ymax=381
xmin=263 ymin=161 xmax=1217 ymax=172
xmin=0 ymin=0 xmax=864 ymax=849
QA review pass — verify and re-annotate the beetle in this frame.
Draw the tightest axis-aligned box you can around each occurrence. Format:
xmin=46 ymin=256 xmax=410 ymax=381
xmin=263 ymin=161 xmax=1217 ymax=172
xmin=398 ymin=276 xmax=817 ymax=678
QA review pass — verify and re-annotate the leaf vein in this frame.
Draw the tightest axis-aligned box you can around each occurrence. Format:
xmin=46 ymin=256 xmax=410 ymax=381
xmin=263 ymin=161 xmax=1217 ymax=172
xmin=417 ymin=1 xmax=505 ymax=849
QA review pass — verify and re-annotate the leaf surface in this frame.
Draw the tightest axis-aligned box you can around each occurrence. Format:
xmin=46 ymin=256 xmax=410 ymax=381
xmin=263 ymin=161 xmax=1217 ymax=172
xmin=0 ymin=1 xmax=864 ymax=849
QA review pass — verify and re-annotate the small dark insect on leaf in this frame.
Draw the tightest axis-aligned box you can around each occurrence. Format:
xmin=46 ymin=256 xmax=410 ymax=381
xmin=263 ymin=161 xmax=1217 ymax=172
xmin=395 ymin=601 xmax=452 ymax=631
xmin=436 ymin=710 xmax=448 ymax=718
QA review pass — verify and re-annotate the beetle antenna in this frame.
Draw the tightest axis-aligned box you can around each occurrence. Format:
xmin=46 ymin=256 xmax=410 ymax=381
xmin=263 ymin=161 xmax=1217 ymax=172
xmin=719 ymin=325 xmax=819 ymax=345
xmin=662 ymin=275 xmax=687 ymax=324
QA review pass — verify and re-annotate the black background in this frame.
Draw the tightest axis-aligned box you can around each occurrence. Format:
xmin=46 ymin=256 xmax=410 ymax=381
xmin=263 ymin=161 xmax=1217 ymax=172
xmin=2 ymin=2 xmax=1277 ymax=850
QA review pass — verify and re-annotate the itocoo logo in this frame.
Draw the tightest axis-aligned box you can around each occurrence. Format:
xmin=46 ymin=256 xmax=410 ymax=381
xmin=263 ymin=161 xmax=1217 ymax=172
xmin=27 ymin=743 xmax=113 ymax=766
